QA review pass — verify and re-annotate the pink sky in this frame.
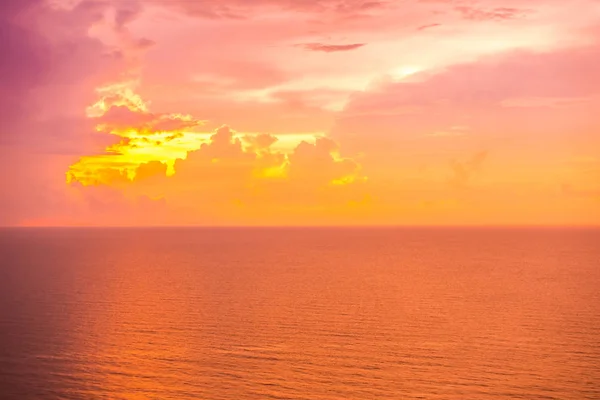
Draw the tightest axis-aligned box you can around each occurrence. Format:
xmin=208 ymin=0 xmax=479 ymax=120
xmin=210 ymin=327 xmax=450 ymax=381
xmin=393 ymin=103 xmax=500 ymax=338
xmin=1 ymin=0 xmax=599 ymax=226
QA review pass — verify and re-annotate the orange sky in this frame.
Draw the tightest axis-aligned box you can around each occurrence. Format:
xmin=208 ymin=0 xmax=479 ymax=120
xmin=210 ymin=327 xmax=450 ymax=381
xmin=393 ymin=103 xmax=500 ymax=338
xmin=1 ymin=0 xmax=599 ymax=226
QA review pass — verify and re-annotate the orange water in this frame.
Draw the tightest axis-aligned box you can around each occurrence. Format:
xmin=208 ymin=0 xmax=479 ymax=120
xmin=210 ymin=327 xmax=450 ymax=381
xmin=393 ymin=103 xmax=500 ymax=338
xmin=1 ymin=228 xmax=599 ymax=399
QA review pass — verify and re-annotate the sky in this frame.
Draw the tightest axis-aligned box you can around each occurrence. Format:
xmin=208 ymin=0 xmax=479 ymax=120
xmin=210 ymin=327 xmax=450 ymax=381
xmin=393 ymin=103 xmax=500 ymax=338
xmin=1 ymin=0 xmax=599 ymax=226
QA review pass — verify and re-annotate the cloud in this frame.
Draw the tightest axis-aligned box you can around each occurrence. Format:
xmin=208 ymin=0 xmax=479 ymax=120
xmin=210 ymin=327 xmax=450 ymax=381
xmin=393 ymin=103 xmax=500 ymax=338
xmin=98 ymin=106 xmax=155 ymax=128
xmin=187 ymin=61 xmax=292 ymax=92
xmin=0 ymin=0 xmax=153 ymax=148
xmin=114 ymin=0 xmax=143 ymax=31
xmin=193 ymin=126 xmax=252 ymax=161
xmin=334 ymin=41 xmax=600 ymax=153
xmin=299 ymin=43 xmax=367 ymax=52
xmin=0 ymin=0 xmax=172 ymax=225
xmin=449 ymin=151 xmax=488 ymax=189
xmin=0 ymin=0 xmax=139 ymax=223
xmin=131 ymin=0 xmax=598 ymax=142
xmin=417 ymin=23 xmax=441 ymax=30
xmin=242 ymin=133 xmax=279 ymax=152
xmin=155 ymin=0 xmax=389 ymax=19
xmin=134 ymin=161 xmax=168 ymax=181
xmin=3 ymin=0 xmax=600 ymax=226
xmin=96 ymin=105 xmax=203 ymax=134
xmin=288 ymin=137 xmax=360 ymax=184
xmin=80 ymin=125 xmax=368 ymax=224
xmin=327 ymin=35 xmax=600 ymax=223
xmin=0 ymin=0 xmax=47 ymax=134
xmin=64 ymin=82 xmax=208 ymax=187
xmin=454 ymin=6 xmax=529 ymax=21
xmin=171 ymin=126 xmax=361 ymax=188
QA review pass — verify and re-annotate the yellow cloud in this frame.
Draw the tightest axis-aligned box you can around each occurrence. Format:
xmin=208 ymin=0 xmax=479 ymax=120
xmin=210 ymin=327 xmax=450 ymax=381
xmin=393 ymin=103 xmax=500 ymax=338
xmin=68 ymin=82 xmax=206 ymax=185
xmin=66 ymin=85 xmax=368 ymax=225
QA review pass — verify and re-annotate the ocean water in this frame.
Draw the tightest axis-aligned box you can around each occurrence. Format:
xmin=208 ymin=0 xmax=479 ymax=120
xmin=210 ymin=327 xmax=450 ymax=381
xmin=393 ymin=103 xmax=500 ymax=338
xmin=0 ymin=227 xmax=599 ymax=399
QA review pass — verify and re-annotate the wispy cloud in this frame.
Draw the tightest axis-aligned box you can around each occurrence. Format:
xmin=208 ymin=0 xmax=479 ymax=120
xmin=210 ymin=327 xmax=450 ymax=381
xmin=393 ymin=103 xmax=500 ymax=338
xmin=455 ymin=6 xmax=530 ymax=21
xmin=417 ymin=23 xmax=441 ymax=31
xmin=450 ymin=151 xmax=488 ymax=189
xmin=298 ymin=43 xmax=367 ymax=53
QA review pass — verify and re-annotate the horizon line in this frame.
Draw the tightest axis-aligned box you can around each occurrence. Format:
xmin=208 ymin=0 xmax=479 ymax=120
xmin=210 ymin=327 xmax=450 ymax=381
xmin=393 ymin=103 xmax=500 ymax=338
xmin=2 ymin=225 xmax=599 ymax=229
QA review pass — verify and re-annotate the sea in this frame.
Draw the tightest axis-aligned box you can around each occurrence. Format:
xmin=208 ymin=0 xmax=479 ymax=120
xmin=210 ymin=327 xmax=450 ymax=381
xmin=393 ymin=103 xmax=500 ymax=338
xmin=1 ymin=227 xmax=599 ymax=399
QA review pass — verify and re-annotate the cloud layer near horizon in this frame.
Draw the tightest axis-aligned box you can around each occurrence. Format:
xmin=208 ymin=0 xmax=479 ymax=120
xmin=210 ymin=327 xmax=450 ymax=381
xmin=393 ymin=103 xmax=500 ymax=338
xmin=1 ymin=0 xmax=599 ymax=226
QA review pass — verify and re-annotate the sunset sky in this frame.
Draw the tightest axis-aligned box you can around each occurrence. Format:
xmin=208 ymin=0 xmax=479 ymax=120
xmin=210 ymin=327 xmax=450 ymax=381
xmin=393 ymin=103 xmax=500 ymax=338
xmin=1 ymin=0 xmax=599 ymax=226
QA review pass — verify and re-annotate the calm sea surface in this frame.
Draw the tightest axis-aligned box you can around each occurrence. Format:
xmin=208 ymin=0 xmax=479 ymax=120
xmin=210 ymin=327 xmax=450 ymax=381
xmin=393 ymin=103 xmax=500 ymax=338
xmin=1 ymin=228 xmax=599 ymax=399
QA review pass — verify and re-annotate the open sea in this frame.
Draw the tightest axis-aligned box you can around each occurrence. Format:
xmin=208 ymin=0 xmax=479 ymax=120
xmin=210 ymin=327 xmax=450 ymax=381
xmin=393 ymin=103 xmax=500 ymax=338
xmin=0 ymin=227 xmax=599 ymax=399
